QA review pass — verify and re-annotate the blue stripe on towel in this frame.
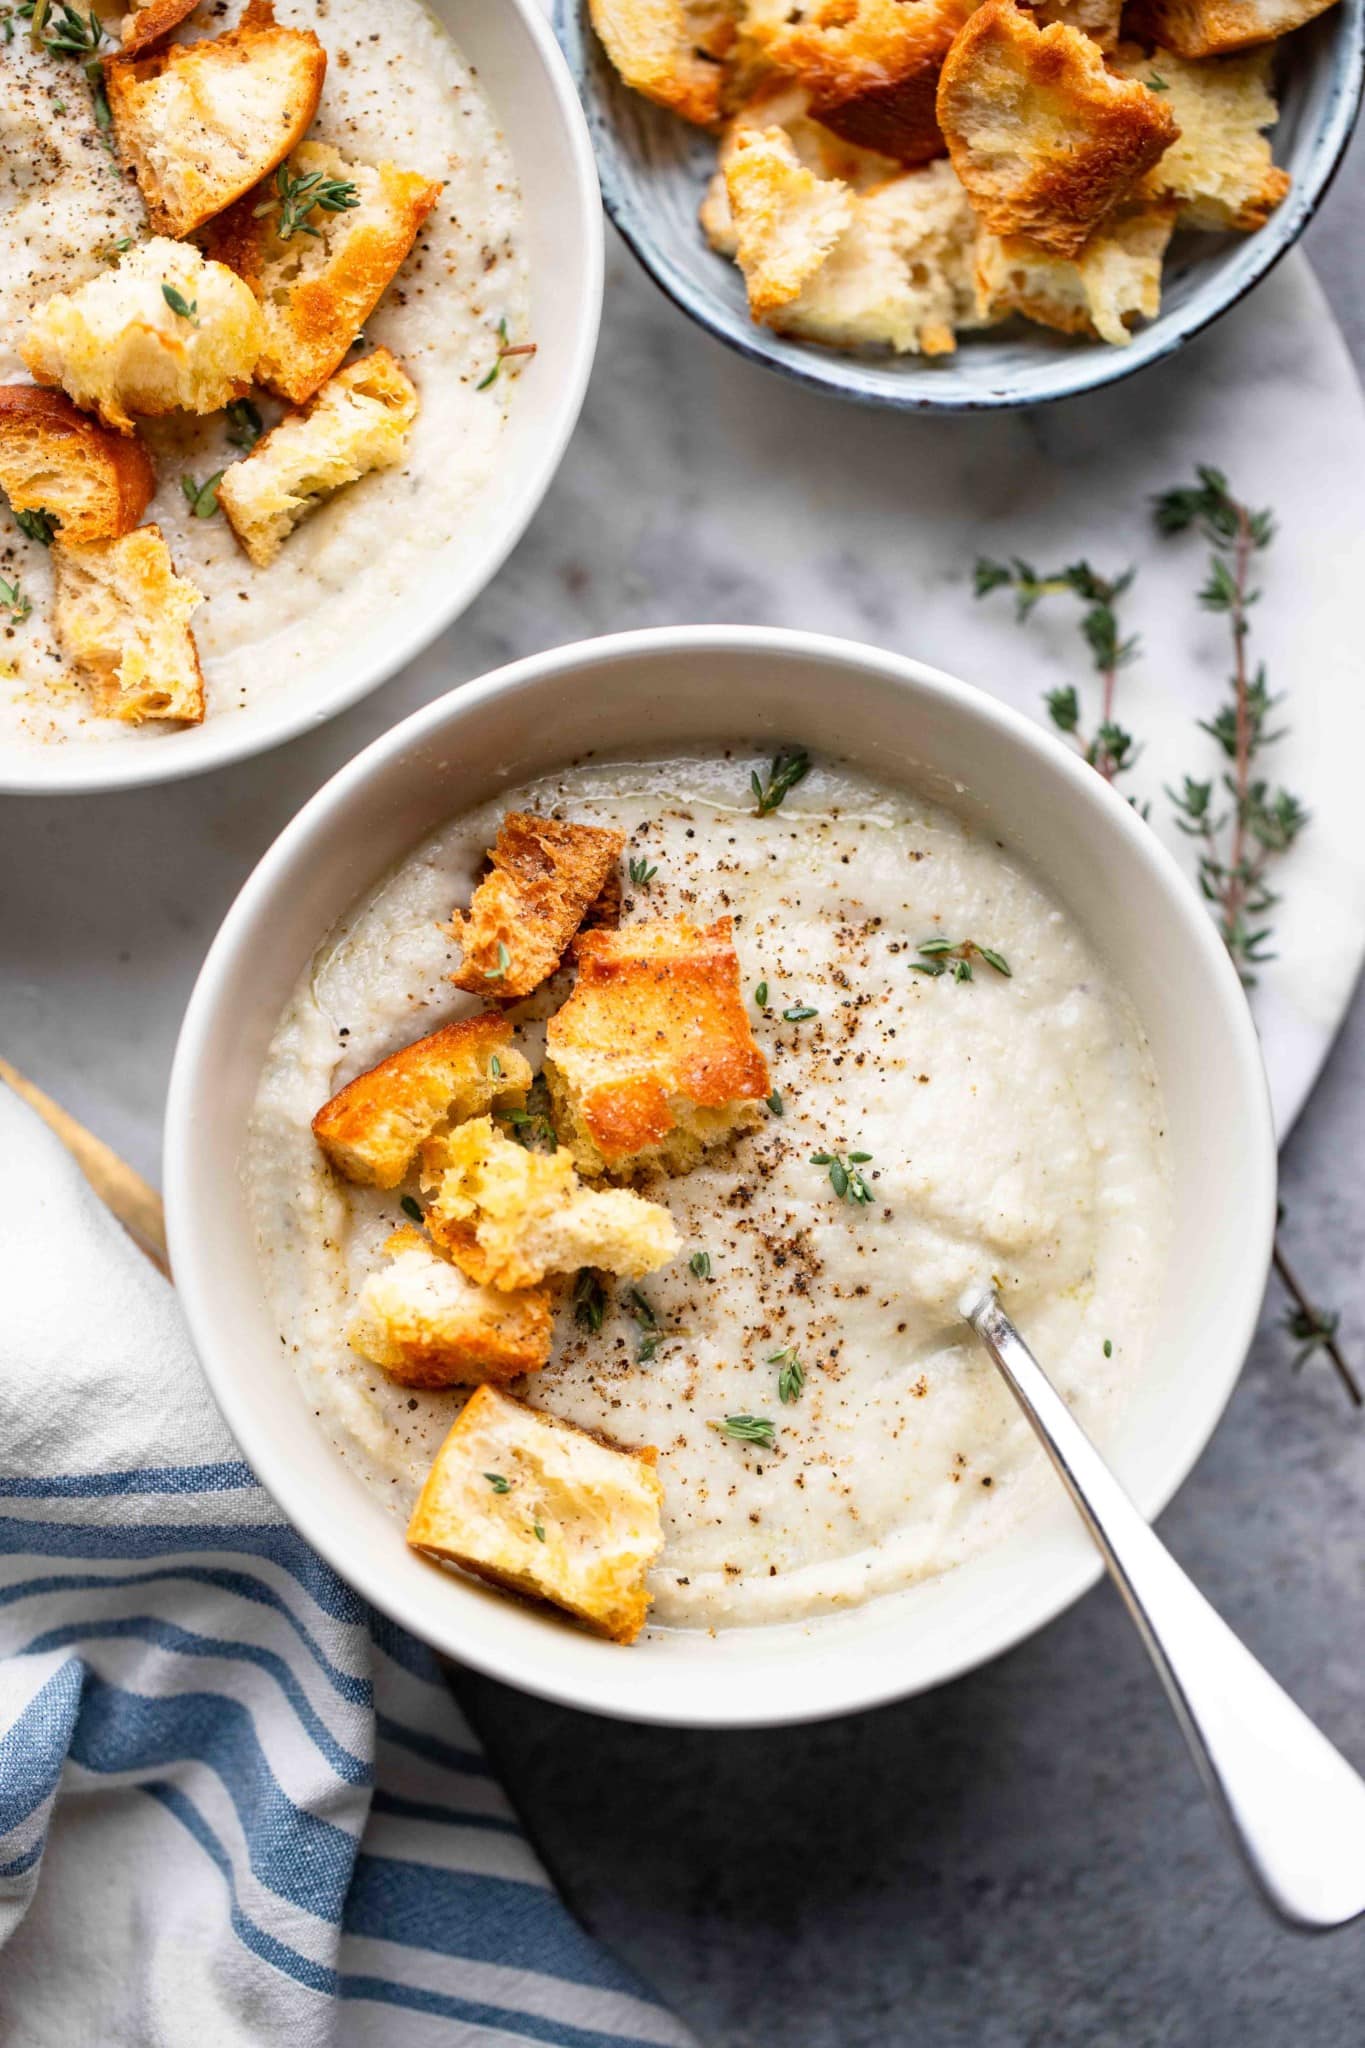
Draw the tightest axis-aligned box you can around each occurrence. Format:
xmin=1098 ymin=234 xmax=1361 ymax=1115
xmin=0 ymin=1464 xmax=257 ymax=1500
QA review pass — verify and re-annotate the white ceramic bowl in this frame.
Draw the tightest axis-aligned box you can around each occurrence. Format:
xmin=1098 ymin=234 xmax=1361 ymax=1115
xmin=165 ymin=627 xmax=1277 ymax=1727
xmin=0 ymin=0 xmax=603 ymax=798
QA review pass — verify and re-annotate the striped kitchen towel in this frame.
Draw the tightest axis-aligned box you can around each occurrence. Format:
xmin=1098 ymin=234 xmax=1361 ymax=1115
xmin=0 ymin=1084 xmax=693 ymax=2048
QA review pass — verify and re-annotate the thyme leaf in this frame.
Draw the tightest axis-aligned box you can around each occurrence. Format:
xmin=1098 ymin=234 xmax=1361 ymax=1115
xmin=0 ymin=574 xmax=31 ymax=622
xmin=710 ymin=1414 xmax=777 ymax=1449
xmin=162 ymin=284 xmax=198 ymax=324
xmin=810 ymin=1149 xmax=874 ymax=1204
xmin=14 ymin=507 xmax=57 ymax=545
xmin=226 ymin=397 xmax=263 ymax=451
xmin=573 ymin=1268 xmax=607 ymax=1332
xmin=628 ymin=855 xmax=658 ymax=886
xmin=484 ymin=1472 xmax=511 ymax=1495
xmin=400 ymin=1194 xmax=423 ymax=1225
xmin=181 ymin=470 xmax=225 ymax=519
xmin=912 ymin=939 xmax=1011 ymax=981
xmin=751 ymin=746 xmax=811 ymax=816
xmin=770 ymin=1347 xmax=805 ymax=1404
xmin=690 ymin=1251 xmax=711 ymax=1279
xmin=258 ymin=162 xmax=360 ymax=241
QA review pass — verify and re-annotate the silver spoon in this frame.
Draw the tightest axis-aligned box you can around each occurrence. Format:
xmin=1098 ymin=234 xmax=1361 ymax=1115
xmin=962 ymin=1287 xmax=1365 ymax=1931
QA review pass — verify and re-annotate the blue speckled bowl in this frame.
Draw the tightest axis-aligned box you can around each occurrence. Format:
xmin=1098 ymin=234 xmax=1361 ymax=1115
xmin=557 ymin=0 xmax=1364 ymax=409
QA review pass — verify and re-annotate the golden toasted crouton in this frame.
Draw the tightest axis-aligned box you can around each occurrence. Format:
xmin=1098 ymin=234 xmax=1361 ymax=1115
xmin=420 ymin=1116 xmax=680 ymax=1291
xmin=53 ymin=525 xmax=204 ymax=725
xmin=449 ymin=814 xmax=628 ymax=1001
xmin=217 ymin=349 xmax=418 ymax=568
xmin=1030 ymin=0 xmax=1122 ymax=48
xmin=936 ymin=0 xmax=1179 ymax=256
xmin=207 ymin=143 xmax=443 ymax=407
xmin=312 ymin=1014 xmax=533 ymax=1190
xmin=1115 ymin=46 xmax=1289 ymax=230
xmin=0 ymin=387 xmax=154 ymax=546
xmin=120 ymin=0 xmax=202 ymax=58
xmin=725 ymin=128 xmax=857 ymax=319
xmin=349 ymin=1229 xmax=552 ymax=1387
xmin=21 ymin=240 xmax=264 ymax=436
xmin=974 ymin=199 xmax=1177 ymax=344
xmin=106 ymin=0 xmax=326 ymax=239
xmin=589 ymin=0 xmax=738 ymax=125
xmin=768 ymin=159 xmax=984 ymax=354
xmin=1123 ymin=0 xmax=1340 ymax=57
xmin=407 ymin=1384 xmax=665 ymax=1644
xmin=545 ymin=916 xmax=772 ymax=1178
xmin=701 ymin=81 xmax=908 ymax=256
xmin=746 ymin=0 xmax=978 ymax=166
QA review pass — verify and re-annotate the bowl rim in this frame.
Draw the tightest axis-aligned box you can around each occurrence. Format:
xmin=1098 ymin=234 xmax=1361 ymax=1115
xmin=557 ymin=0 xmax=1365 ymax=413
xmin=0 ymin=0 xmax=605 ymax=799
xmin=164 ymin=624 xmax=1278 ymax=1728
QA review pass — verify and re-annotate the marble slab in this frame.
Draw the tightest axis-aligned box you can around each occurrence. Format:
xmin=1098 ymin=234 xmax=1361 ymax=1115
xmin=0 ymin=248 xmax=1361 ymax=1182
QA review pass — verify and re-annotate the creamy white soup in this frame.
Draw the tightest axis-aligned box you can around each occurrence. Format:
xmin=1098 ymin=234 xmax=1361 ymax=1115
xmin=0 ymin=0 xmax=527 ymax=744
xmin=248 ymin=750 xmax=1171 ymax=1630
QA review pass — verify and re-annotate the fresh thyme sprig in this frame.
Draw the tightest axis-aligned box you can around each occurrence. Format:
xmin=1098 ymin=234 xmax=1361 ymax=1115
xmin=0 ymin=574 xmax=31 ymax=623
xmin=162 ymin=284 xmax=198 ymax=325
xmin=1273 ymin=1238 xmax=1361 ymax=1407
xmin=975 ymin=556 xmax=1141 ymax=784
xmin=628 ymin=854 xmax=658 ymax=887
xmin=257 ymin=162 xmax=361 ymax=241
xmin=1154 ymin=466 xmax=1306 ymax=983
xmin=499 ymin=1104 xmax=558 ymax=1153
xmin=627 ymin=1285 xmax=684 ymax=1364
xmin=181 ymin=470 xmax=225 ymax=519
xmin=30 ymin=2 xmax=101 ymax=55
xmin=770 ymin=1346 xmax=805 ymax=1404
xmin=811 ymin=1149 xmax=874 ymax=1204
xmin=912 ymin=938 xmax=1011 ymax=982
xmin=573 ymin=1268 xmax=607 ymax=1332
xmin=14 ymin=507 xmax=57 ymax=546
xmin=709 ymin=1414 xmax=777 ymax=1449
xmin=476 ymin=317 xmax=538 ymax=391
xmin=751 ymin=746 xmax=811 ymax=816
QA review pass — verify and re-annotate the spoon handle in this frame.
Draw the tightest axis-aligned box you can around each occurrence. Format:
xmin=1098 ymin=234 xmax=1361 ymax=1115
xmin=965 ymin=1289 xmax=1365 ymax=1931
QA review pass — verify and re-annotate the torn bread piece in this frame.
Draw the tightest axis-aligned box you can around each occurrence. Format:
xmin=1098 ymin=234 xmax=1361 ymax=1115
xmin=701 ymin=80 xmax=906 ymax=254
xmin=106 ymin=0 xmax=326 ymax=239
xmin=767 ymin=158 xmax=985 ymax=355
xmin=588 ymin=0 xmax=738 ymax=125
xmin=217 ymin=349 xmax=419 ymax=568
xmin=1030 ymin=0 xmax=1122 ymax=49
xmin=420 ymin=1116 xmax=680 ymax=1291
xmin=407 ymin=1384 xmax=665 ymax=1644
xmin=0 ymin=387 xmax=154 ymax=546
xmin=119 ymin=0 xmax=202 ymax=58
xmin=1123 ymin=0 xmax=1340 ymax=58
xmin=545 ymin=915 xmax=772 ymax=1178
xmin=449 ymin=814 xmax=627 ymax=1001
xmin=724 ymin=127 xmax=857 ymax=319
xmin=936 ymin=0 xmax=1179 ymax=257
xmin=207 ymin=143 xmax=443 ymax=407
xmin=746 ymin=0 xmax=978 ymax=166
xmin=312 ymin=1013 xmax=533 ymax=1190
xmin=53 ymin=525 xmax=205 ymax=725
xmin=350 ymin=1228 xmax=552 ymax=1387
xmin=974 ymin=199 xmax=1177 ymax=345
xmin=21 ymin=240 xmax=264 ymax=436
xmin=1115 ymin=45 xmax=1290 ymax=231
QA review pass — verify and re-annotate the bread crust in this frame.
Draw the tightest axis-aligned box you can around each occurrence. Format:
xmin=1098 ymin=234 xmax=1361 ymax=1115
xmin=450 ymin=813 xmax=627 ymax=1000
xmin=52 ymin=524 xmax=205 ymax=725
xmin=544 ymin=915 xmax=771 ymax=1175
xmin=588 ymin=0 xmax=738 ymax=125
xmin=1123 ymin=0 xmax=1340 ymax=57
xmin=0 ymin=386 xmax=154 ymax=545
xmin=1116 ymin=44 xmax=1290 ymax=230
xmin=724 ymin=126 xmax=856 ymax=319
xmin=107 ymin=0 xmax=327 ymax=238
xmin=119 ymin=0 xmax=202 ymax=58
xmin=206 ymin=143 xmax=443 ymax=407
xmin=937 ymin=0 xmax=1179 ymax=256
xmin=312 ymin=1012 xmax=532 ymax=1189
xmin=973 ymin=198 xmax=1177 ymax=342
xmin=349 ymin=1228 xmax=552 ymax=1387
xmin=748 ymin=0 xmax=978 ymax=166
xmin=407 ymin=1384 xmax=665 ymax=1643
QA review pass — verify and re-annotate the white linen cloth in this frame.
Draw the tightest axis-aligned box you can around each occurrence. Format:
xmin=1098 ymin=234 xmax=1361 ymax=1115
xmin=0 ymin=1084 xmax=692 ymax=2048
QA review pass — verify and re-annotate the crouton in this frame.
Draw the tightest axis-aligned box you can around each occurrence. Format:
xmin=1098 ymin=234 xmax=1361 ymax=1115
xmin=1030 ymin=0 xmax=1122 ymax=48
xmin=936 ymin=0 xmax=1179 ymax=257
xmin=1115 ymin=46 xmax=1289 ymax=230
xmin=216 ymin=349 xmax=418 ymax=568
xmin=0 ymin=387 xmax=154 ymax=546
xmin=312 ymin=1014 xmax=533 ymax=1190
xmin=119 ymin=0 xmax=202 ymax=58
xmin=701 ymin=81 xmax=907 ymax=256
xmin=407 ymin=1384 xmax=665 ymax=1644
xmin=449 ymin=814 xmax=628 ymax=1001
xmin=207 ymin=143 xmax=443 ymax=407
xmin=589 ymin=0 xmax=738 ymax=126
xmin=768 ymin=159 xmax=984 ymax=354
xmin=974 ymin=199 xmax=1177 ymax=344
xmin=52 ymin=525 xmax=204 ymax=725
xmin=420 ymin=1116 xmax=680 ymax=1291
xmin=21 ymin=239 xmax=264 ymax=436
xmin=746 ymin=0 xmax=978 ymax=166
xmin=724 ymin=128 xmax=857 ymax=319
xmin=349 ymin=1228 xmax=552 ymax=1387
xmin=1123 ymin=0 xmax=1340 ymax=58
xmin=106 ymin=0 xmax=326 ymax=239
xmin=544 ymin=916 xmax=771 ymax=1178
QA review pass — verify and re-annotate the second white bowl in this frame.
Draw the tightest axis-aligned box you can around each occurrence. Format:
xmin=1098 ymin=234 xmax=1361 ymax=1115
xmin=165 ymin=626 xmax=1276 ymax=1726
